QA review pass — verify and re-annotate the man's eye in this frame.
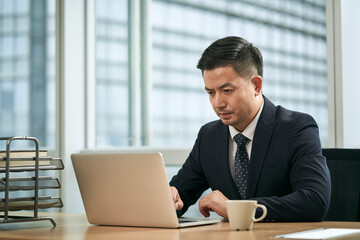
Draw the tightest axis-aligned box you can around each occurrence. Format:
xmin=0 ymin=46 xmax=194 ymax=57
xmin=207 ymin=91 xmax=214 ymax=95
xmin=224 ymin=89 xmax=233 ymax=93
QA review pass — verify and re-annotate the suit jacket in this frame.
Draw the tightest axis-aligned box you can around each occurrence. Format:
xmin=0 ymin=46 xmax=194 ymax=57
xmin=170 ymin=96 xmax=331 ymax=221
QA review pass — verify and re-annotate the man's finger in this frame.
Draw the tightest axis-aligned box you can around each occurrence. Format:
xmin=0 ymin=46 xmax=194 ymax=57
xmin=199 ymin=197 xmax=211 ymax=217
xmin=198 ymin=190 xmax=229 ymax=219
xmin=199 ymin=206 xmax=211 ymax=218
xmin=170 ymin=186 xmax=184 ymax=210
xmin=175 ymin=199 xmax=184 ymax=210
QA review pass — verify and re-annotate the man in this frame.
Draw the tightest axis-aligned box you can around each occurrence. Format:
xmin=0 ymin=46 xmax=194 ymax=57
xmin=170 ymin=36 xmax=331 ymax=221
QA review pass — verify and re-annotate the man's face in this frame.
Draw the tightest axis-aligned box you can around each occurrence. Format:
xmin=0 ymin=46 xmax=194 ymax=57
xmin=203 ymin=65 xmax=261 ymax=132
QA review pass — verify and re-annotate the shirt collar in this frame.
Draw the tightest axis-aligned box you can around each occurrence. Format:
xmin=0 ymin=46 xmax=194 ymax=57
xmin=229 ymin=101 xmax=264 ymax=141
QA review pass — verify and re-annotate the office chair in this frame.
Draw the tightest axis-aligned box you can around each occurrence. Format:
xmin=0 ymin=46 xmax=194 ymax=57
xmin=322 ymin=148 xmax=360 ymax=221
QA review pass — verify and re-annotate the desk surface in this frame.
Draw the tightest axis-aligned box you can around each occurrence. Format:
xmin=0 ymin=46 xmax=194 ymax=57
xmin=1 ymin=212 xmax=360 ymax=240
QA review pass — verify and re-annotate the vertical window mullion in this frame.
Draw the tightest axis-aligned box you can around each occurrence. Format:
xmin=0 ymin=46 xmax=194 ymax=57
xmin=85 ymin=0 xmax=96 ymax=148
xmin=128 ymin=0 xmax=141 ymax=146
xmin=140 ymin=0 xmax=152 ymax=146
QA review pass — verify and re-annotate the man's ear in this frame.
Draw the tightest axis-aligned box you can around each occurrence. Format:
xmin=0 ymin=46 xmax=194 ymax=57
xmin=251 ymin=75 xmax=263 ymax=96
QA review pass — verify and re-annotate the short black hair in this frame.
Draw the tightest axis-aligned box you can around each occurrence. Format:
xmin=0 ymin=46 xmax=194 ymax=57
xmin=197 ymin=36 xmax=263 ymax=78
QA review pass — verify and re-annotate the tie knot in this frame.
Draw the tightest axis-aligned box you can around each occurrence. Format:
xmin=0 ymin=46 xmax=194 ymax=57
xmin=234 ymin=133 xmax=248 ymax=147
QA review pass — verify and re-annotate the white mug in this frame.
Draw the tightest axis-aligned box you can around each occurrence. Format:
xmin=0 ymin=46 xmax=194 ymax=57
xmin=226 ymin=200 xmax=267 ymax=231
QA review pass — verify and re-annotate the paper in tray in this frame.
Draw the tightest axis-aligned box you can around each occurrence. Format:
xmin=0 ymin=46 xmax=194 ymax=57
xmin=0 ymin=197 xmax=63 ymax=211
xmin=0 ymin=158 xmax=64 ymax=172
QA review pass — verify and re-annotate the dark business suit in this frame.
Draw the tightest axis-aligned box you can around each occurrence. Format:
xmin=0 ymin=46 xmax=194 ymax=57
xmin=170 ymin=96 xmax=331 ymax=221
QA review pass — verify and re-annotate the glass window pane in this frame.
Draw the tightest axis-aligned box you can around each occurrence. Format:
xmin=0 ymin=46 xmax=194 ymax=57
xmin=0 ymin=0 xmax=56 ymax=149
xmin=151 ymin=0 xmax=328 ymax=147
xmin=93 ymin=0 xmax=328 ymax=148
xmin=95 ymin=0 xmax=129 ymax=147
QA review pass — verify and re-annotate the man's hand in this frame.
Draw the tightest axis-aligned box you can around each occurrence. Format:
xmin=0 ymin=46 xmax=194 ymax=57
xmin=198 ymin=190 xmax=229 ymax=219
xmin=170 ymin=186 xmax=184 ymax=210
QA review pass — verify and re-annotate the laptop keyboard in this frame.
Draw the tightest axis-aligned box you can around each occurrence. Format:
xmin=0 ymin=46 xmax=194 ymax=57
xmin=178 ymin=219 xmax=197 ymax=224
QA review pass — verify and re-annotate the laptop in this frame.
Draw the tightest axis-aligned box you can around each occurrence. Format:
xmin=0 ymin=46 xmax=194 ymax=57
xmin=71 ymin=152 xmax=220 ymax=228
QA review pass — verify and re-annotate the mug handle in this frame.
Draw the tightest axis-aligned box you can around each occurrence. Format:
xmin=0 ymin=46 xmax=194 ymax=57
xmin=253 ymin=204 xmax=267 ymax=222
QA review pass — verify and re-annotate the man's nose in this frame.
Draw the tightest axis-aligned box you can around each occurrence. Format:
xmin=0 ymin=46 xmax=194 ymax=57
xmin=213 ymin=94 xmax=226 ymax=109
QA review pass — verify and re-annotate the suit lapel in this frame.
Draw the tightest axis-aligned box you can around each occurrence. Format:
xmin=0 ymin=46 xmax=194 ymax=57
xmin=246 ymin=97 xmax=277 ymax=198
xmin=215 ymin=122 xmax=241 ymax=199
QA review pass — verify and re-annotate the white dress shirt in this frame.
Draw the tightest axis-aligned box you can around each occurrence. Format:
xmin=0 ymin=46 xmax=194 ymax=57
xmin=228 ymin=102 xmax=264 ymax=180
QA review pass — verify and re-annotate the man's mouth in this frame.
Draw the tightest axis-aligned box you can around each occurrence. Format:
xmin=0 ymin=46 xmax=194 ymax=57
xmin=218 ymin=112 xmax=232 ymax=118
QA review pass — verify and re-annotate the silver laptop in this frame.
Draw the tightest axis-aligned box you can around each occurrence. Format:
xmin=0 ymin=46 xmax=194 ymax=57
xmin=71 ymin=152 xmax=220 ymax=228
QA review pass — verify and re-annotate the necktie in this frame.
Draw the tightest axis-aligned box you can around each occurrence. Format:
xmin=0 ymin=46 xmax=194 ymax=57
xmin=234 ymin=133 xmax=250 ymax=199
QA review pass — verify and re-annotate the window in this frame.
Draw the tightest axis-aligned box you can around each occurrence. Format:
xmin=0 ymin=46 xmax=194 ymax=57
xmin=0 ymin=0 xmax=56 ymax=149
xmin=94 ymin=0 xmax=129 ymax=147
xmin=151 ymin=0 xmax=328 ymax=146
xmin=93 ymin=0 xmax=328 ymax=148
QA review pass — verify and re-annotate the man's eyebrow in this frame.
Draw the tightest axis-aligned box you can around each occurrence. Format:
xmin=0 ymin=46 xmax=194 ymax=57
xmin=205 ymin=83 xmax=235 ymax=91
xmin=219 ymin=83 xmax=235 ymax=89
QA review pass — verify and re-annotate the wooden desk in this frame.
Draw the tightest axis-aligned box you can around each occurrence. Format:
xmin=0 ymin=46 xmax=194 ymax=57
xmin=1 ymin=212 xmax=360 ymax=240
